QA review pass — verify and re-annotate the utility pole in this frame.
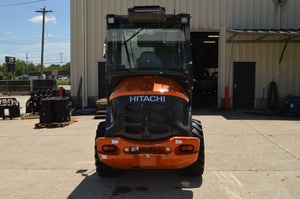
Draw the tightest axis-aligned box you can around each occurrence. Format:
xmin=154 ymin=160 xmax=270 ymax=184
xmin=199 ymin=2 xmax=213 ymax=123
xmin=35 ymin=7 xmax=52 ymax=79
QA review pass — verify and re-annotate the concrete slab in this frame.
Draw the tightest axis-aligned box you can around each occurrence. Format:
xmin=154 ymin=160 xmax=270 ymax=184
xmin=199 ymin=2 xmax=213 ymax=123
xmin=193 ymin=115 xmax=258 ymax=135
xmin=108 ymin=170 xmax=202 ymax=199
xmin=0 ymin=135 xmax=95 ymax=170
xmin=0 ymin=111 xmax=299 ymax=199
xmin=244 ymin=120 xmax=300 ymax=135
xmin=205 ymin=135 xmax=300 ymax=171
xmin=68 ymin=170 xmax=300 ymax=199
xmin=196 ymin=171 xmax=300 ymax=199
xmin=268 ymin=135 xmax=300 ymax=159
xmin=0 ymin=169 xmax=117 ymax=199
xmin=0 ymin=119 xmax=38 ymax=136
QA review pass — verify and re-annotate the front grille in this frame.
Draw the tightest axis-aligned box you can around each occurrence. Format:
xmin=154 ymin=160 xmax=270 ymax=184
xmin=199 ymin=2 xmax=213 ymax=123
xmin=126 ymin=103 xmax=144 ymax=112
xmin=109 ymin=95 xmax=190 ymax=141
xmin=149 ymin=103 xmax=168 ymax=111
xmin=123 ymin=102 xmax=170 ymax=139
xmin=149 ymin=125 xmax=170 ymax=134
xmin=125 ymin=112 xmax=143 ymax=123
xmin=125 ymin=125 xmax=144 ymax=134
xmin=149 ymin=112 xmax=168 ymax=122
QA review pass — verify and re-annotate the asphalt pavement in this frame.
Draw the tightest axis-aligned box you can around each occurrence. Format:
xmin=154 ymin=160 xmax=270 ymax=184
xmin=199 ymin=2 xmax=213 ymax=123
xmin=0 ymin=96 xmax=299 ymax=199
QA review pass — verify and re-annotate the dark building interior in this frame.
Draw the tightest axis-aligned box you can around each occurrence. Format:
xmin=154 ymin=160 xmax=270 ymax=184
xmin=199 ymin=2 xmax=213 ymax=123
xmin=191 ymin=32 xmax=219 ymax=107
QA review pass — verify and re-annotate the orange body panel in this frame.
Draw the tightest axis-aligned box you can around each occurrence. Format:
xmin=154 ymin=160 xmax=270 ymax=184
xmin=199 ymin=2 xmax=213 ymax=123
xmin=109 ymin=76 xmax=189 ymax=102
xmin=96 ymin=137 xmax=200 ymax=169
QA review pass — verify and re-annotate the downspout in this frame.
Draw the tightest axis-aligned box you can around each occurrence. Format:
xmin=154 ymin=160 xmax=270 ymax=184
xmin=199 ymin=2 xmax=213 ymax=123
xmin=82 ymin=0 xmax=88 ymax=108
xmin=225 ymin=38 xmax=234 ymax=111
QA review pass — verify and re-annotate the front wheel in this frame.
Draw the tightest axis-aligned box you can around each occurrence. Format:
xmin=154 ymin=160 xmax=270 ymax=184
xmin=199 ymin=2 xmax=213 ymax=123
xmin=94 ymin=121 xmax=123 ymax=177
xmin=179 ymin=119 xmax=205 ymax=176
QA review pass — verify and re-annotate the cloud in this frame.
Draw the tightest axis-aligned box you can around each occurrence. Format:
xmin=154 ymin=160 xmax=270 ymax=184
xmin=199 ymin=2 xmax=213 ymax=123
xmin=0 ymin=54 xmax=7 ymax=61
xmin=0 ymin=35 xmax=69 ymax=66
xmin=6 ymin=32 xmax=13 ymax=34
xmin=17 ymin=42 xmax=69 ymax=66
xmin=16 ymin=53 xmax=27 ymax=57
xmin=28 ymin=15 xmax=57 ymax=24
xmin=46 ymin=33 xmax=55 ymax=38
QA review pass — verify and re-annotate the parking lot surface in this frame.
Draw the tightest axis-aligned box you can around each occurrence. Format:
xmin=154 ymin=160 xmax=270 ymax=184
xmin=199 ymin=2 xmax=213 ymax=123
xmin=0 ymin=97 xmax=299 ymax=199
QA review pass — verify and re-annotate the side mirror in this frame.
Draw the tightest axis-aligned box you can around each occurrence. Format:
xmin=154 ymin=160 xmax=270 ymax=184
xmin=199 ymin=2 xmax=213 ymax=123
xmin=103 ymin=42 xmax=107 ymax=58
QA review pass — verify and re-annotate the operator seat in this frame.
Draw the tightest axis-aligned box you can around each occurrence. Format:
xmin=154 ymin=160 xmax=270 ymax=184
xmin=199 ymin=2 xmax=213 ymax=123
xmin=136 ymin=51 xmax=163 ymax=69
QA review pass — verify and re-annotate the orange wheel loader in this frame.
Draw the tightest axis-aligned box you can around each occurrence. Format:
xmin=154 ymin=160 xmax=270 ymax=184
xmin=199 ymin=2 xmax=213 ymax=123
xmin=95 ymin=6 xmax=204 ymax=177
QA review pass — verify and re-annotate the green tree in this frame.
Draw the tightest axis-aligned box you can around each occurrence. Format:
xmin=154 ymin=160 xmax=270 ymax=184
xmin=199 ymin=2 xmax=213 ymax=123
xmin=15 ymin=60 xmax=27 ymax=76
xmin=0 ymin=63 xmax=5 ymax=79
xmin=0 ymin=62 xmax=14 ymax=79
xmin=45 ymin=64 xmax=62 ymax=71
xmin=62 ymin=62 xmax=70 ymax=71
xmin=0 ymin=63 xmax=5 ymax=73
xmin=28 ymin=62 xmax=36 ymax=73
xmin=0 ymin=59 xmax=71 ymax=78
xmin=35 ymin=64 xmax=42 ymax=72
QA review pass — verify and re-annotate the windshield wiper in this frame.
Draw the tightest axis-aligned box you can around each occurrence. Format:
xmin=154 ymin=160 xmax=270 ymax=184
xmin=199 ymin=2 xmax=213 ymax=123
xmin=123 ymin=28 xmax=143 ymax=44
xmin=122 ymin=28 xmax=144 ymax=69
xmin=110 ymin=28 xmax=143 ymax=56
xmin=123 ymin=33 xmax=132 ymax=68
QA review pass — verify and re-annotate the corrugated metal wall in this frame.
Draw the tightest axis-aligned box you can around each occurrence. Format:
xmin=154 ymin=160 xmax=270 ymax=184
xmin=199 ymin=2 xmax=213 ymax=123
xmin=226 ymin=0 xmax=300 ymax=29
xmin=222 ymin=0 xmax=300 ymax=106
xmin=71 ymin=0 xmax=300 ymax=107
xmin=225 ymin=35 xmax=300 ymax=105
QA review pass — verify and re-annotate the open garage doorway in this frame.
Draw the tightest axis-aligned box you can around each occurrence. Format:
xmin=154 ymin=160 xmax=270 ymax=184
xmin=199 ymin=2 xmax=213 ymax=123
xmin=191 ymin=32 xmax=219 ymax=107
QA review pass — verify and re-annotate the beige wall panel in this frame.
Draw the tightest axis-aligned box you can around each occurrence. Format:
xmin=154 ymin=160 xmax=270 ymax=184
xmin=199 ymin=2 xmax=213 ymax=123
xmin=71 ymin=0 xmax=300 ymax=107
xmin=281 ymin=0 xmax=300 ymax=29
xmin=224 ymin=34 xmax=300 ymax=103
xmin=86 ymin=0 xmax=95 ymax=97
xmin=225 ymin=0 xmax=300 ymax=29
xmin=70 ymin=0 xmax=84 ymax=98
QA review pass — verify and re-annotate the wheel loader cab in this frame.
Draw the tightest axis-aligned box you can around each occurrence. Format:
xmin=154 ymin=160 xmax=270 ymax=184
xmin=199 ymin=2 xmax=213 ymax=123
xmin=95 ymin=6 xmax=204 ymax=177
xmin=105 ymin=6 xmax=193 ymax=98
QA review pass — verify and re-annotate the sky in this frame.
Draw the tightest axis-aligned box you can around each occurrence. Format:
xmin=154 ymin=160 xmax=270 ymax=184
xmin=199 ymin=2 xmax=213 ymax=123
xmin=0 ymin=0 xmax=70 ymax=67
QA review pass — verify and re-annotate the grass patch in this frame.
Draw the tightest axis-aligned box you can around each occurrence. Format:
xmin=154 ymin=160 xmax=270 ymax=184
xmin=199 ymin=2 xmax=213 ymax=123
xmin=57 ymin=80 xmax=70 ymax=85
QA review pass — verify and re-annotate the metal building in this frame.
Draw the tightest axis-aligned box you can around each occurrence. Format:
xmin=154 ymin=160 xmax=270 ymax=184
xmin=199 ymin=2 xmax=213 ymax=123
xmin=70 ymin=0 xmax=300 ymax=109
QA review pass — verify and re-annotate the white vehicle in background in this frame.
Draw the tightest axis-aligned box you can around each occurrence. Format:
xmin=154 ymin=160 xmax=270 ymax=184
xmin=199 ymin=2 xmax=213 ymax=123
xmin=17 ymin=75 xmax=31 ymax=80
xmin=58 ymin=76 xmax=68 ymax=81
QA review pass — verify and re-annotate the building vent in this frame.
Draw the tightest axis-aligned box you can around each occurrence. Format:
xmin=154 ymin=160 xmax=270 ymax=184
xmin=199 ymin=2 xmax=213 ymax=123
xmin=273 ymin=0 xmax=287 ymax=6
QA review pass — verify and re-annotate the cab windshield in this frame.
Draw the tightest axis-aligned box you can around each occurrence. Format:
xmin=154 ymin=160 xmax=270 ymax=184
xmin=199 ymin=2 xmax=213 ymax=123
xmin=106 ymin=28 xmax=186 ymax=72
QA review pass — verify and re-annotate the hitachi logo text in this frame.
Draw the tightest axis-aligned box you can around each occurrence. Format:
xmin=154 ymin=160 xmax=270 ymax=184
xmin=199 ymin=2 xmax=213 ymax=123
xmin=129 ymin=95 xmax=166 ymax=103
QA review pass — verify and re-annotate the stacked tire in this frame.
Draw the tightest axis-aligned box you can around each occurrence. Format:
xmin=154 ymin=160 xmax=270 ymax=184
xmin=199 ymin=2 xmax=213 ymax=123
xmin=53 ymin=97 xmax=70 ymax=122
xmin=39 ymin=99 xmax=55 ymax=123
xmin=39 ymin=97 xmax=70 ymax=123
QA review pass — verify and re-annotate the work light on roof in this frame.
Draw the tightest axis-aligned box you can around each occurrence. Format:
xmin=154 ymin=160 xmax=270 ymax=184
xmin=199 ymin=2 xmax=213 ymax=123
xmin=181 ymin=17 xmax=188 ymax=24
xmin=273 ymin=0 xmax=287 ymax=6
xmin=107 ymin=17 xmax=115 ymax=24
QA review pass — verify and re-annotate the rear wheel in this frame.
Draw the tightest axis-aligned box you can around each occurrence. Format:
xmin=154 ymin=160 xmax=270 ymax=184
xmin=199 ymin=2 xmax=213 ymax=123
xmin=179 ymin=119 xmax=205 ymax=176
xmin=94 ymin=121 xmax=123 ymax=177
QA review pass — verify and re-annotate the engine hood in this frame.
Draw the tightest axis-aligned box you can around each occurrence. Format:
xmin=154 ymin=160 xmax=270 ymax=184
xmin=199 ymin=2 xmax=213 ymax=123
xmin=109 ymin=76 xmax=189 ymax=103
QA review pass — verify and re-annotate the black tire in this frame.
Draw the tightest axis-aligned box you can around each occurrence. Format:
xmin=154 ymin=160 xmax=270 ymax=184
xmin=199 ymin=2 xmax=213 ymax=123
xmin=95 ymin=121 xmax=123 ymax=177
xmin=179 ymin=119 xmax=205 ymax=176
xmin=26 ymin=100 xmax=33 ymax=113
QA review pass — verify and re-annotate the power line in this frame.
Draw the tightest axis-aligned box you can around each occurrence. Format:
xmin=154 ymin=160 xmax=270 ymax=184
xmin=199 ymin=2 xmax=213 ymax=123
xmin=59 ymin=52 xmax=63 ymax=65
xmin=0 ymin=0 xmax=45 ymax=8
